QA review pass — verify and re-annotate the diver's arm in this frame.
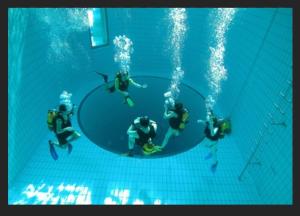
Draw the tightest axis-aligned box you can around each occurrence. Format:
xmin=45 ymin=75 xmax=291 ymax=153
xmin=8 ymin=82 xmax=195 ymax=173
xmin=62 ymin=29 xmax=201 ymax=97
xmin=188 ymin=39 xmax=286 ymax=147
xmin=163 ymin=103 xmax=177 ymax=119
xmin=127 ymin=125 xmax=139 ymax=140
xmin=127 ymin=125 xmax=136 ymax=135
xmin=208 ymin=117 xmax=218 ymax=137
xmin=68 ymin=104 xmax=76 ymax=118
xmin=150 ymin=120 xmax=157 ymax=131
xmin=129 ymin=78 xmax=147 ymax=88
xmin=164 ymin=110 xmax=177 ymax=119
xmin=197 ymin=119 xmax=205 ymax=124
xmin=56 ymin=119 xmax=73 ymax=134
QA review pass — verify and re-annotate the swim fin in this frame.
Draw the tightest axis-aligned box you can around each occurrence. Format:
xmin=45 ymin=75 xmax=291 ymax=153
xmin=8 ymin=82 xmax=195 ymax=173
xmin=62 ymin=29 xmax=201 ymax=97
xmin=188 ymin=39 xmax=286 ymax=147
xmin=121 ymin=150 xmax=134 ymax=157
xmin=204 ymin=152 xmax=213 ymax=160
xmin=96 ymin=72 xmax=108 ymax=83
xmin=49 ymin=140 xmax=58 ymax=160
xmin=67 ymin=143 xmax=73 ymax=154
xmin=211 ymin=161 xmax=218 ymax=173
xmin=125 ymin=96 xmax=135 ymax=107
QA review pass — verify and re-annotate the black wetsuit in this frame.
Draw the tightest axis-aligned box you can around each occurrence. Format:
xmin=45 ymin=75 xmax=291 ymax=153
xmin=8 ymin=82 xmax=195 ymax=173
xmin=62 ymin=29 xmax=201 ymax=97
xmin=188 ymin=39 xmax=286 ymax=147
xmin=53 ymin=114 xmax=74 ymax=145
xmin=132 ymin=123 xmax=156 ymax=146
xmin=204 ymin=120 xmax=224 ymax=141
xmin=117 ymin=77 xmax=129 ymax=91
xmin=108 ymin=75 xmax=129 ymax=92
xmin=169 ymin=108 xmax=188 ymax=130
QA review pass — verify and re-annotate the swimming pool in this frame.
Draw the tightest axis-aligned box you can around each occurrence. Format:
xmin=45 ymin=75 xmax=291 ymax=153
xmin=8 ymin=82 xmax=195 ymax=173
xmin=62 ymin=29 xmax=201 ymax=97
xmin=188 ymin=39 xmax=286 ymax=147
xmin=8 ymin=8 xmax=292 ymax=205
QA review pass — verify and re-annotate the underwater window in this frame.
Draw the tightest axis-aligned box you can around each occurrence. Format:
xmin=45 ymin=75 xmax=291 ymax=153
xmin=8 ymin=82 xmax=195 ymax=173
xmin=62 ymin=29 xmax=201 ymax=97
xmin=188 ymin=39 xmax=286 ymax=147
xmin=87 ymin=8 xmax=108 ymax=47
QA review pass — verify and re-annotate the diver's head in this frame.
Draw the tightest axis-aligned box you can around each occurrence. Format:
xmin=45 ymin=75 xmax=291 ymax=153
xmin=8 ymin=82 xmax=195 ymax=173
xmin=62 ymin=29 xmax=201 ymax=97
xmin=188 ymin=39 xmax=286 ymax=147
xmin=119 ymin=71 xmax=129 ymax=79
xmin=58 ymin=104 xmax=69 ymax=116
xmin=59 ymin=104 xmax=67 ymax=112
xmin=140 ymin=116 xmax=150 ymax=128
xmin=174 ymin=102 xmax=183 ymax=111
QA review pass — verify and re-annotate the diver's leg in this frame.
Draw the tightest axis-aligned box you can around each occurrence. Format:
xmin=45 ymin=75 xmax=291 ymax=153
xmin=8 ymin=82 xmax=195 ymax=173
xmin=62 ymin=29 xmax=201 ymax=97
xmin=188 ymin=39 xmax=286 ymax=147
xmin=128 ymin=136 xmax=135 ymax=150
xmin=161 ymin=127 xmax=174 ymax=149
xmin=50 ymin=140 xmax=60 ymax=146
xmin=126 ymin=136 xmax=136 ymax=156
xmin=96 ymin=72 xmax=115 ymax=93
xmin=120 ymin=91 xmax=134 ymax=106
xmin=210 ymin=141 xmax=219 ymax=172
xmin=211 ymin=141 xmax=218 ymax=164
xmin=66 ymin=131 xmax=81 ymax=142
xmin=174 ymin=129 xmax=180 ymax=136
xmin=106 ymin=85 xmax=115 ymax=93
xmin=204 ymin=141 xmax=215 ymax=160
xmin=65 ymin=131 xmax=80 ymax=154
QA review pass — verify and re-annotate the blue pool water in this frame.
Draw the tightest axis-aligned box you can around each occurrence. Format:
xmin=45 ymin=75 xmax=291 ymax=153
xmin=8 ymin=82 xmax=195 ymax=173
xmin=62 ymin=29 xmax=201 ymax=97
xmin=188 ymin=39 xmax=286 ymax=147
xmin=8 ymin=8 xmax=292 ymax=204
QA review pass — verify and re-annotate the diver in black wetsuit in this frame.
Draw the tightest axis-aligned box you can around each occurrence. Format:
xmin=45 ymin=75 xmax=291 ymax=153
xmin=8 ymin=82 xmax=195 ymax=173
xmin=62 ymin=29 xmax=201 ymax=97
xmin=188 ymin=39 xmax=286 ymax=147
xmin=125 ymin=116 xmax=161 ymax=156
xmin=48 ymin=104 xmax=81 ymax=160
xmin=159 ymin=101 xmax=189 ymax=150
xmin=96 ymin=71 xmax=147 ymax=107
xmin=197 ymin=110 xmax=231 ymax=172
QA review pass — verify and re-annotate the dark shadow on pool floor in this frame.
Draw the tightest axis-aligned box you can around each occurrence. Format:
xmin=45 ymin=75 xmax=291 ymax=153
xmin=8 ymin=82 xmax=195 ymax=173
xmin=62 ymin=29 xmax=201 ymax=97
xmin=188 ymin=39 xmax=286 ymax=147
xmin=78 ymin=76 xmax=207 ymax=158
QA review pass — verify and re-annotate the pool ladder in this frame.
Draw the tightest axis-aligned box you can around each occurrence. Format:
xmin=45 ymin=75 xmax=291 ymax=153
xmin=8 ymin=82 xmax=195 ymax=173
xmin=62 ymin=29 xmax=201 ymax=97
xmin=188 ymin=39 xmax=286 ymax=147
xmin=238 ymin=79 xmax=292 ymax=181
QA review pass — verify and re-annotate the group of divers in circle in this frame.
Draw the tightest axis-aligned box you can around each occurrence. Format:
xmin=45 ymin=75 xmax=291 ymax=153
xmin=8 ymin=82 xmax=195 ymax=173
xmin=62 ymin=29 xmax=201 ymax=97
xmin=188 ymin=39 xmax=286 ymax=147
xmin=47 ymin=70 xmax=232 ymax=172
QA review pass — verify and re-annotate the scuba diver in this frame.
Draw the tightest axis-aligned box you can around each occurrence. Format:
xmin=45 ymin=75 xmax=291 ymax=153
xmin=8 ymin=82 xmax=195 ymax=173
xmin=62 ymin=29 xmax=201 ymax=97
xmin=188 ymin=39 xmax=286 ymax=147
xmin=96 ymin=71 xmax=147 ymax=107
xmin=159 ymin=101 xmax=189 ymax=150
xmin=197 ymin=109 xmax=231 ymax=173
xmin=47 ymin=104 xmax=81 ymax=160
xmin=125 ymin=116 xmax=161 ymax=156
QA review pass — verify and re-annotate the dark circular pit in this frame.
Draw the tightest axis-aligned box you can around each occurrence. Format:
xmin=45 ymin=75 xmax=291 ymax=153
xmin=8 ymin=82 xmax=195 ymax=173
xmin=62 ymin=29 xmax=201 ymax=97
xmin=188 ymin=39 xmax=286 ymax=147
xmin=78 ymin=76 xmax=207 ymax=158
